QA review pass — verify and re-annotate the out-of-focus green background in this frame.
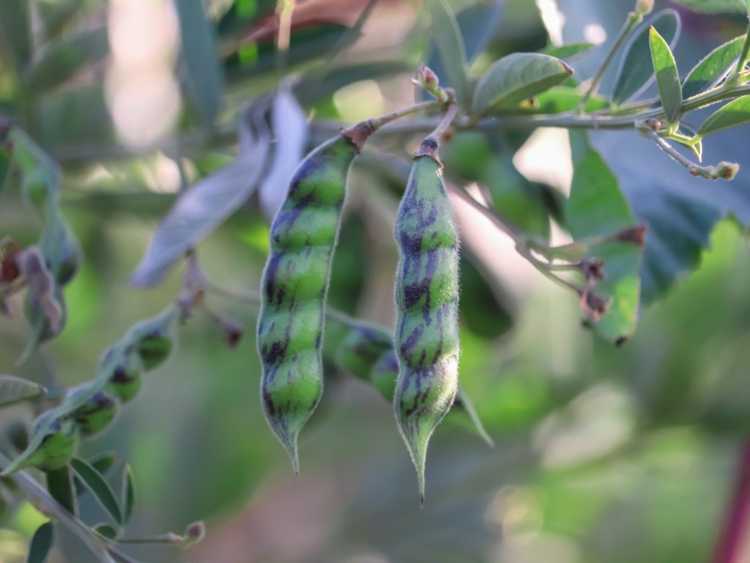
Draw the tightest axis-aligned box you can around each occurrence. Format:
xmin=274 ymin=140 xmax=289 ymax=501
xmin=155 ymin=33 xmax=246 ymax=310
xmin=2 ymin=0 xmax=750 ymax=561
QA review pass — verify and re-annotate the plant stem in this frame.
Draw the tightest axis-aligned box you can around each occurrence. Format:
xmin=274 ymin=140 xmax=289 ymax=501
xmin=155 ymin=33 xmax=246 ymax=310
xmin=640 ymin=127 xmax=737 ymax=180
xmin=446 ymin=183 xmax=584 ymax=295
xmin=579 ymin=10 xmax=643 ymax=109
xmin=369 ymin=99 xmax=441 ymax=130
xmin=427 ymin=102 xmax=459 ymax=142
xmin=712 ymin=439 xmax=750 ymax=563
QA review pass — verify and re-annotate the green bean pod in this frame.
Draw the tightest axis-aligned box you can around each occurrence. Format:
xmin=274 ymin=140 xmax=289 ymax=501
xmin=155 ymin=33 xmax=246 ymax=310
xmin=393 ymin=137 xmax=460 ymax=503
xmin=257 ymin=123 xmax=375 ymax=471
xmin=323 ymin=311 xmax=492 ymax=446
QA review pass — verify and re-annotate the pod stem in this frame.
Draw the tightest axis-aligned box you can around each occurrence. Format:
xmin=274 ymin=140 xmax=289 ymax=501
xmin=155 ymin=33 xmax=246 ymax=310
xmin=342 ymin=99 xmax=442 ymax=151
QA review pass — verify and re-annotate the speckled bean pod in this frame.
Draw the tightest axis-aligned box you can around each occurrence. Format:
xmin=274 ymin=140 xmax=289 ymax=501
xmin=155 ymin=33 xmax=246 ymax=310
xmin=393 ymin=137 xmax=460 ymax=503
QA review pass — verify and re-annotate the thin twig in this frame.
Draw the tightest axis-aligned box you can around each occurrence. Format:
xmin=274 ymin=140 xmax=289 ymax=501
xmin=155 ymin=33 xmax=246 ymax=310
xmin=640 ymin=127 xmax=738 ymax=180
xmin=579 ymin=9 xmax=644 ymax=108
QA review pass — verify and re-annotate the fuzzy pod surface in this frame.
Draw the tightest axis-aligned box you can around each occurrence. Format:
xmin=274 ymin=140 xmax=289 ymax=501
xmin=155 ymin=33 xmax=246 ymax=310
xmin=73 ymin=391 xmax=119 ymax=436
xmin=257 ymin=123 xmax=374 ymax=472
xmin=393 ymin=137 xmax=460 ymax=503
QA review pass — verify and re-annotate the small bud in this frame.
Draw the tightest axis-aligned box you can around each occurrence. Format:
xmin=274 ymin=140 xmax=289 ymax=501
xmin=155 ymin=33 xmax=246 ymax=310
xmin=579 ymin=289 xmax=610 ymax=322
xmin=716 ymin=161 xmax=740 ymax=181
xmin=644 ymin=118 xmax=663 ymax=131
xmin=0 ymin=240 xmax=21 ymax=283
xmin=635 ymin=0 xmax=654 ymax=15
xmin=415 ymin=64 xmax=439 ymax=91
xmin=413 ymin=65 xmax=449 ymax=103
xmin=183 ymin=521 xmax=206 ymax=546
xmin=580 ymin=258 xmax=605 ymax=281
xmin=613 ymin=225 xmax=647 ymax=247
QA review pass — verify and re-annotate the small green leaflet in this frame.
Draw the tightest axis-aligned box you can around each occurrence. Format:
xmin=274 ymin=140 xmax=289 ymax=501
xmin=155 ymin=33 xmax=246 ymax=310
xmin=683 ymin=35 xmax=745 ymax=98
xmin=697 ymin=95 xmax=750 ymax=136
xmin=174 ymin=0 xmax=224 ymax=125
xmin=27 ymin=522 xmax=54 ymax=563
xmin=472 ymin=53 xmax=572 ymax=115
xmin=649 ymin=27 xmax=682 ymax=124
xmin=24 ymin=27 xmax=109 ymax=92
xmin=121 ymin=464 xmax=135 ymax=524
xmin=426 ymin=0 xmax=470 ymax=109
xmin=71 ymin=457 xmax=124 ymax=525
xmin=0 ymin=375 xmax=46 ymax=407
xmin=45 ymin=466 xmax=77 ymax=515
xmin=541 ymin=42 xmax=595 ymax=60
xmin=612 ymin=9 xmax=681 ymax=104
xmin=565 ymin=131 xmax=643 ymax=343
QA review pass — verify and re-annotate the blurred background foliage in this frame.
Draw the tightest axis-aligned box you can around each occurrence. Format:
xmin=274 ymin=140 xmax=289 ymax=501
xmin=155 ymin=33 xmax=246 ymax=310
xmin=2 ymin=0 xmax=750 ymax=561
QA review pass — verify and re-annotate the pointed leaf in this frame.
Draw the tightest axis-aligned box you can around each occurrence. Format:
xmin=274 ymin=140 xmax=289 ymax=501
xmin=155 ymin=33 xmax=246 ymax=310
xmin=94 ymin=524 xmax=118 ymax=540
xmin=697 ymin=95 xmax=750 ymax=137
xmin=0 ymin=0 xmax=31 ymax=72
xmin=131 ymin=103 xmax=270 ymax=286
xmin=121 ymin=465 xmax=135 ymax=524
xmin=426 ymin=0 xmax=470 ymax=108
xmin=683 ymin=35 xmax=746 ymax=98
xmin=70 ymin=457 xmax=123 ymax=525
xmin=472 ymin=52 xmax=573 ymax=114
xmin=74 ymin=452 xmax=118 ymax=497
xmin=45 ymin=466 xmax=77 ymax=515
xmin=0 ymin=375 xmax=46 ymax=408
xmin=612 ymin=9 xmax=681 ymax=104
xmin=25 ymin=28 xmax=109 ymax=93
xmin=174 ymin=0 xmax=224 ymax=125
xmin=27 ymin=522 xmax=54 ymax=563
xmin=649 ymin=26 xmax=682 ymax=124
xmin=566 ymin=131 xmax=643 ymax=343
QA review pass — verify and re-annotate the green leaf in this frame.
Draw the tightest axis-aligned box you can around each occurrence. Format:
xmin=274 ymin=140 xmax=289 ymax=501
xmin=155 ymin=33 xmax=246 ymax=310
xmin=683 ymin=35 xmax=746 ymax=98
xmin=528 ymin=86 xmax=608 ymax=114
xmin=94 ymin=524 xmax=119 ymax=540
xmin=612 ymin=9 xmax=681 ymax=104
xmin=670 ymin=0 xmax=749 ymax=13
xmin=25 ymin=28 xmax=109 ymax=92
xmin=131 ymin=102 xmax=270 ymax=286
xmin=697 ymin=95 xmax=750 ymax=136
xmin=174 ymin=0 xmax=224 ymax=125
xmin=0 ymin=376 xmax=45 ymax=407
xmin=426 ymin=0 xmax=470 ymax=109
xmin=38 ymin=0 xmax=88 ymax=39
xmin=70 ymin=457 xmax=123 ymax=525
xmin=121 ymin=465 xmax=135 ymax=524
xmin=566 ymin=131 xmax=643 ymax=343
xmin=472 ymin=53 xmax=573 ymax=115
xmin=0 ymin=0 xmax=31 ymax=72
xmin=45 ymin=466 xmax=77 ymax=515
xmin=649 ymin=26 xmax=682 ymax=124
xmin=541 ymin=42 xmax=595 ymax=60
xmin=74 ymin=452 xmax=117 ymax=498
xmin=27 ymin=522 xmax=54 ymax=563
